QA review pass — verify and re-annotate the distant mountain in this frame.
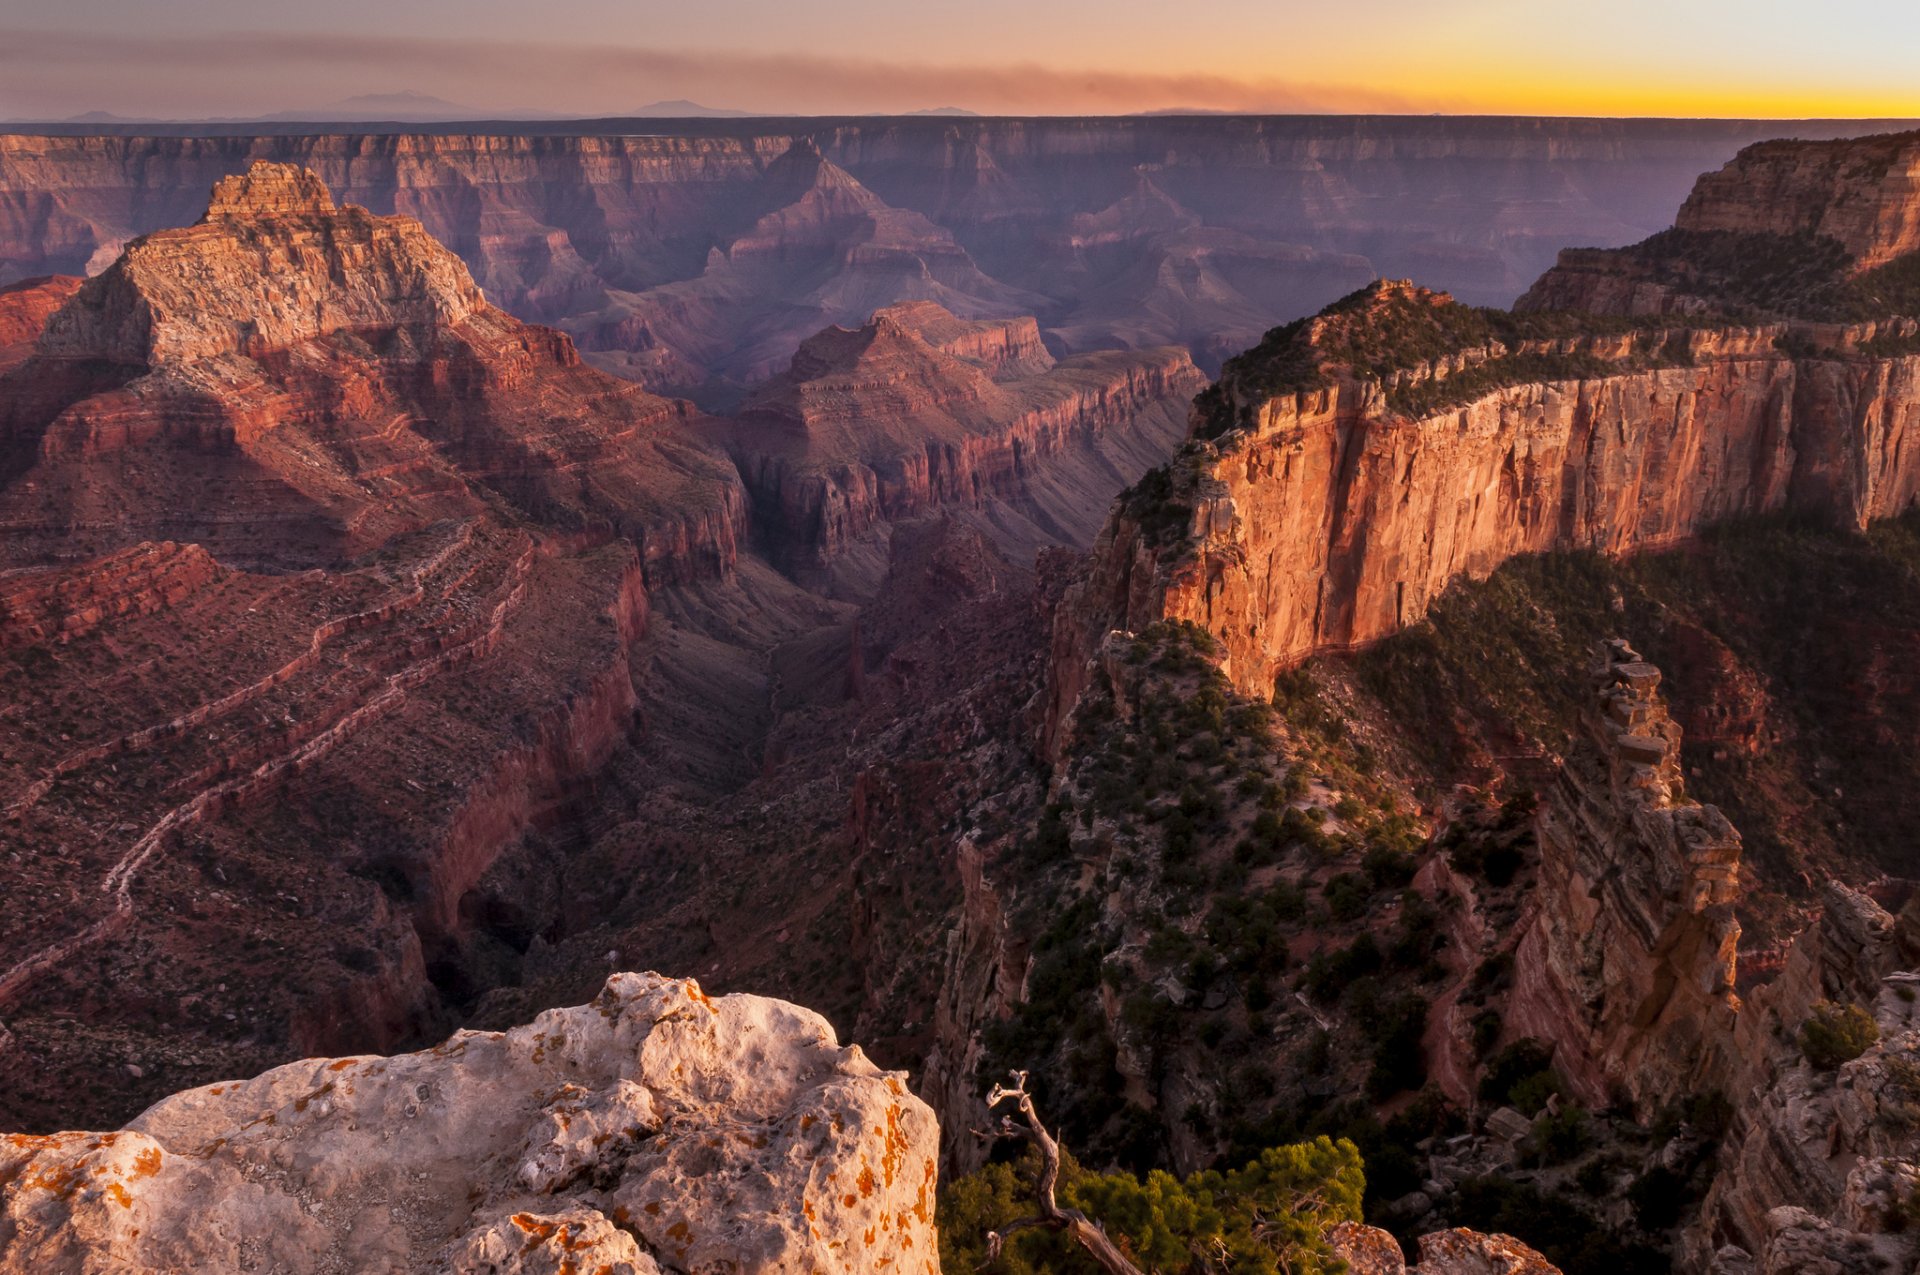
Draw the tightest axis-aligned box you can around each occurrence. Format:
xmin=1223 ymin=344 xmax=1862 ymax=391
xmin=903 ymin=107 xmax=980 ymax=117
xmin=259 ymin=91 xmax=570 ymax=122
xmin=627 ymin=99 xmax=756 ymax=118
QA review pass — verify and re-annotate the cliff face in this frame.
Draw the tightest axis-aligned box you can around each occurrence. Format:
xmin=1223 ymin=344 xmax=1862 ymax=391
xmin=1672 ymin=131 xmax=1920 ymax=272
xmin=1506 ymin=641 xmax=1741 ymax=1113
xmin=0 ymin=972 xmax=940 ymax=1275
xmin=1050 ymin=283 xmax=1920 ymax=732
xmin=1522 ymin=129 xmax=1920 ymax=318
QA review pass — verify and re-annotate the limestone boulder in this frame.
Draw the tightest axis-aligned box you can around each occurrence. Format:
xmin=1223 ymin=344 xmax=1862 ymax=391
xmin=0 ymin=972 xmax=939 ymax=1274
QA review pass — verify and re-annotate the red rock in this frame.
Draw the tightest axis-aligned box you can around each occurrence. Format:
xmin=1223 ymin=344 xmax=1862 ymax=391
xmin=0 ymin=165 xmax=740 ymax=1131
xmin=0 ymin=274 xmax=80 ymax=372
xmin=726 ymin=300 xmax=1203 ymax=582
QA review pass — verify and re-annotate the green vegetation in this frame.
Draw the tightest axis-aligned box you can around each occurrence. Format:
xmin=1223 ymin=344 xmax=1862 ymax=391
xmin=1339 ymin=509 xmax=1920 ymax=906
xmin=938 ymin=1137 xmax=1365 ymax=1275
xmin=1117 ymin=458 xmax=1199 ymax=547
xmin=1594 ymin=229 xmax=1920 ymax=323
xmin=1799 ymin=1000 xmax=1880 ymax=1070
xmin=1479 ymin=1038 xmax=1562 ymax=1114
xmin=1194 ymin=282 xmax=1705 ymax=438
xmin=1386 ymin=347 xmax=1685 ymax=417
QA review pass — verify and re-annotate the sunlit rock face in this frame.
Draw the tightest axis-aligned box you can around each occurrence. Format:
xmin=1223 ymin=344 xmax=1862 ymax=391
xmin=0 ymin=973 xmax=941 ymax=1275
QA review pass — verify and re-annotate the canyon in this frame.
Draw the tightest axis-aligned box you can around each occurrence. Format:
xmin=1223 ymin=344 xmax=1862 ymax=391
xmin=1049 ymin=129 xmax=1920 ymax=711
xmin=2 ymin=117 xmax=1911 ymax=402
xmin=9 ymin=119 xmax=1920 ymax=1273
xmin=0 ymin=161 xmax=1196 ymax=1141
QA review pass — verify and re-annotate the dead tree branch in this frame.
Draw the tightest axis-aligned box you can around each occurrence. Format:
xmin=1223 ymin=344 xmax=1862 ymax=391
xmin=974 ymin=1070 xmax=1147 ymax=1275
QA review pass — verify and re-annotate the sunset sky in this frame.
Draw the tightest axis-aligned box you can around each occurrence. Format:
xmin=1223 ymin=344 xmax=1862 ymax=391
xmin=2 ymin=0 xmax=1917 ymax=120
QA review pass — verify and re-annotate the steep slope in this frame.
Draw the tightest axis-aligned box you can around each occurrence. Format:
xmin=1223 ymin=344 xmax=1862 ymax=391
xmin=725 ymin=300 xmax=1204 ymax=589
xmin=1048 ymin=274 xmax=1920 ymax=731
xmin=0 ymin=164 xmax=745 ymax=1132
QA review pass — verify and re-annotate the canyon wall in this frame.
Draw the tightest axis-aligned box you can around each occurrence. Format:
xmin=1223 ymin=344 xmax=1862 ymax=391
xmin=1506 ymin=641 xmax=1742 ymax=1114
xmin=727 ymin=302 xmax=1205 ymax=575
xmin=1673 ymin=131 xmax=1920 ymax=271
xmin=1051 ymin=314 xmax=1920 ymax=729
xmin=3 ymin=117 xmax=1909 ymax=386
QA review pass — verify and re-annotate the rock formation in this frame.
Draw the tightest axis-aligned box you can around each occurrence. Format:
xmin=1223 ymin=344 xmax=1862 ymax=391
xmin=1675 ymin=131 xmax=1920 ymax=269
xmin=1522 ymin=128 xmax=1920 ymax=322
xmin=0 ymin=972 xmax=939 ymax=1274
xmin=1 ymin=159 xmax=745 ymax=571
xmin=1506 ymin=640 xmax=1742 ymax=1113
xmin=726 ymin=301 xmax=1202 ymax=584
xmin=1328 ymin=1222 xmax=1563 ymax=1274
xmin=0 ymin=165 xmax=735 ymax=1131
xmin=1676 ymin=882 xmax=1920 ymax=1273
xmin=1049 ymin=135 xmax=1920 ymax=725
xmin=3 ymin=118 xmax=1900 ymax=389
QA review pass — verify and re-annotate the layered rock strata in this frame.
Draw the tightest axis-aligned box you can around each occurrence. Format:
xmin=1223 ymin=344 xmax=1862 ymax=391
xmin=727 ymin=301 xmax=1203 ymax=578
xmin=0 ymin=972 xmax=939 ymax=1275
xmin=0 ymin=160 xmax=745 ymax=573
xmin=1050 ymin=288 xmax=1920 ymax=727
xmin=1506 ymin=641 xmax=1742 ymax=1112
xmin=4 ymin=118 xmax=1901 ymax=383
xmin=0 ymin=165 xmax=737 ymax=1130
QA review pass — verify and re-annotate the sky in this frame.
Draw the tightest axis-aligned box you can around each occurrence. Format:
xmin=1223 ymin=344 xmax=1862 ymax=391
xmin=2 ymin=0 xmax=1918 ymax=120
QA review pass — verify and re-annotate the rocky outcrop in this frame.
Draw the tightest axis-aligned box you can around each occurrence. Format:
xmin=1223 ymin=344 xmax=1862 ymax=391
xmin=0 ymin=540 xmax=221 ymax=647
xmin=1673 ymin=131 xmax=1920 ymax=272
xmin=1048 ymin=280 xmax=1920 ymax=733
xmin=727 ymin=301 xmax=1203 ymax=577
xmin=0 ymin=972 xmax=940 ymax=1274
xmin=1521 ymin=129 xmax=1920 ymax=316
xmin=39 ymin=161 xmax=482 ymax=366
xmin=1327 ymin=1222 xmax=1562 ymax=1273
xmin=1 ymin=161 xmax=746 ymax=576
xmin=1506 ymin=641 xmax=1741 ymax=1113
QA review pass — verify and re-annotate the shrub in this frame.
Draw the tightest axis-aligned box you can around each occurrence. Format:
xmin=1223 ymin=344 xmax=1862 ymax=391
xmin=1363 ymin=842 xmax=1418 ymax=890
xmin=1799 ymin=1001 xmax=1879 ymax=1070
xmin=1529 ymin=1103 xmax=1592 ymax=1166
xmin=939 ymin=1137 xmax=1365 ymax=1275
xmin=1480 ymin=1038 xmax=1559 ymax=1111
xmin=1323 ymin=872 xmax=1371 ymax=921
